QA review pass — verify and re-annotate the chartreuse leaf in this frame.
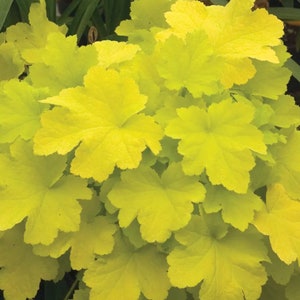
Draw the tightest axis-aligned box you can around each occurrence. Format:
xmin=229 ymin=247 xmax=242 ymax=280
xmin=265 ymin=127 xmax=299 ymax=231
xmin=4 ymin=1 xmax=67 ymax=62
xmin=165 ymin=99 xmax=266 ymax=193
xmin=0 ymin=139 xmax=92 ymax=245
xmin=160 ymin=0 xmax=206 ymax=38
xmin=116 ymin=0 xmax=176 ymax=53
xmin=286 ymin=274 xmax=300 ymax=300
xmin=34 ymin=66 xmax=163 ymax=182
xmin=63 ymin=222 xmax=116 ymax=269
xmin=83 ymin=234 xmax=171 ymax=300
xmin=94 ymin=40 xmax=140 ymax=69
xmin=129 ymin=0 xmax=175 ymax=29
xmin=263 ymin=245 xmax=295 ymax=285
xmin=0 ymin=42 xmax=24 ymax=81
xmin=239 ymin=60 xmax=292 ymax=100
xmin=116 ymin=0 xmax=175 ymax=36
xmin=220 ymin=58 xmax=256 ymax=88
xmin=238 ymin=44 xmax=291 ymax=100
xmin=166 ymin=288 xmax=187 ymax=300
xmin=203 ymin=184 xmax=263 ymax=231
xmin=156 ymin=30 xmax=224 ymax=97
xmin=209 ymin=0 xmax=283 ymax=62
xmin=0 ymin=80 xmax=49 ymax=143
xmin=108 ymin=163 xmax=205 ymax=243
xmin=164 ymin=0 xmax=283 ymax=62
xmin=254 ymin=183 xmax=300 ymax=264
xmin=72 ymin=288 xmax=90 ymax=300
xmin=161 ymin=0 xmax=283 ymax=87
xmin=0 ymin=224 xmax=58 ymax=300
xmin=250 ymin=159 xmax=275 ymax=192
xmin=25 ymin=32 xmax=98 ymax=95
xmin=270 ymin=130 xmax=300 ymax=198
xmin=33 ymin=232 xmax=72 ymax=259
xmin=34 ymin=216 xmax=116 ymax=270
xmin=260 ymin=278 xmax=287 ymax=300
xmin=33 ymin=196 xmax=116 ymax=269
xmin=120 ymin=52 xmax=164 ymax=114
xmin=122 ymin=220 xmax=147 ymax=249
xmin=269 ymin=95 xmax=300 ymax=128
xmin=54 ymin=252 xmax=72 ymax=281
xmin=167 ymin=213 xmax=268 ymax=300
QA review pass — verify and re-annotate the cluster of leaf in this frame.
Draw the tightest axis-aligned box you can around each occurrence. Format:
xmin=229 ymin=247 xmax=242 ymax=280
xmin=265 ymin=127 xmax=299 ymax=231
xmin=1 ymin=0 xmax=300 ymax=299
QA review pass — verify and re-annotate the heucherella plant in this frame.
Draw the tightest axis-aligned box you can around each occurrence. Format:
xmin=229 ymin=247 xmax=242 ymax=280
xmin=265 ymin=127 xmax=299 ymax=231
xmin=0 ymin=0 xmax=300 ymax=299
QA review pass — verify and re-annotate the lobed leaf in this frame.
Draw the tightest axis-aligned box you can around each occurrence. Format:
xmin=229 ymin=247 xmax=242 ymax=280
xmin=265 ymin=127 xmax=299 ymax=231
xmin=203 ymin=184 xmax=263 ymax=231
xmin=34 ymin=66 xmax=163 ymax=182
xmin=34 ymin=215 xmax=116 ymax=270
xmin=108 ymin=163 xmax=205 ymax=242
xmin=168 ymin=214 xmax=268 ymax=300
xmin=0 ymin=224 xmax=58 ymax=300
xmin=156 ymin=30 xmax=224 ymax=97
xmin=4 ymin=1 xmax=67 ymax=62
xmin=270 ymin=130 xmax=300 ymax=198
xmin=0 ymin=80 xmax=49 ymax=143
xmin=83 ymin=235 xmax=170 ymax=300
xmin=25 ymin=32 xmax=98 ymax=95
xmin=0 ymin=139 xmax=92 ymax=245
xmin=161 ymin=0 xmax=284 ymax=87
xmin=0 ymin=42 xmax=24 ymax=81
xmin=94 ymin=40 xmax=140 ymax=69
xmin=166 ymin=99 xmax=266 ymax=193
xmin=254 ymin=183 xmax=300 ymax=264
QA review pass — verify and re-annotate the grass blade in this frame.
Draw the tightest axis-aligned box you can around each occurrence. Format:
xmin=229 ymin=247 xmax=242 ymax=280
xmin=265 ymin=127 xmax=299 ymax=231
xmin=269 ymin=7 xmax=300 ymax=20
xmin=68 ymin=0 xmax=101 ymax=39
xmin=15 ymin=0 xmax=34 ymax=22
xmin=57 ymin=0 xmax=81 ymax=26
xmin=45 ymin=0 xmax=56 ymax=22
xmin=0 ymin=0 xmax=14 ymax=31
xmin=104 ymin=0 xmax=130 ymax=34
xmin=286 ymin=58 xmax=300 ymax=82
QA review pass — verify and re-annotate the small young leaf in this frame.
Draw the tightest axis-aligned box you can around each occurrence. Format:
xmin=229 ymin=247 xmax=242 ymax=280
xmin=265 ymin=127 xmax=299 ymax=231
xmin=0 ymin=80 xmax=49 ymax=143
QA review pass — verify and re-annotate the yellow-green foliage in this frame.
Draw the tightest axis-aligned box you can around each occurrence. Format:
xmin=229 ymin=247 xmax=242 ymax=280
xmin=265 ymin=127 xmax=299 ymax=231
xmin=0 ymin=0 xmax=300 ymax=299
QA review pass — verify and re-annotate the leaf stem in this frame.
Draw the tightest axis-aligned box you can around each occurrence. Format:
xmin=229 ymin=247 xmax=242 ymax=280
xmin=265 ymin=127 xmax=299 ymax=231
xmin=63 ymin=277 xmax=79 ymax=300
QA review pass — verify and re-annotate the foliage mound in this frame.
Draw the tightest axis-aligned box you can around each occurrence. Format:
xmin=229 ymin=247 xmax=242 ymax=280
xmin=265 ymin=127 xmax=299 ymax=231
xmin=1 ymin=0 xmax=300 ymax=299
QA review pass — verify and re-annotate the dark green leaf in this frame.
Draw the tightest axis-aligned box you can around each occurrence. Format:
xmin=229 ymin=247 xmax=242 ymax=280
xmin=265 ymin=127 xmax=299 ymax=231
xmin=0 ymin=0 xmax=14 ymax=31
xmin=104 ymin=0 xmax=131 ymax=34
xmin=280 ymin=0 xmax=294 ymax=7
xmin=45 ymin=0 xmax=56 ymax=22
xmin=269 ymin=7 xmax=300 ymax=21
xmin=68 ymin=0 xmax=101 ymax=40
xmin=91 ymin=11 xmax=108 ymax=40
xmin=15 ymin=0 xmax=35 ymax=23
xmin=57 ymin=0 xmax=81 ymax=26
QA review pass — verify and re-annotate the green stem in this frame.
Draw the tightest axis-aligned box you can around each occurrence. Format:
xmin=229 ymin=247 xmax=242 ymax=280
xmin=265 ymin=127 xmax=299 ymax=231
xmin=63 ymin=278 xmax=79 ymax=300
